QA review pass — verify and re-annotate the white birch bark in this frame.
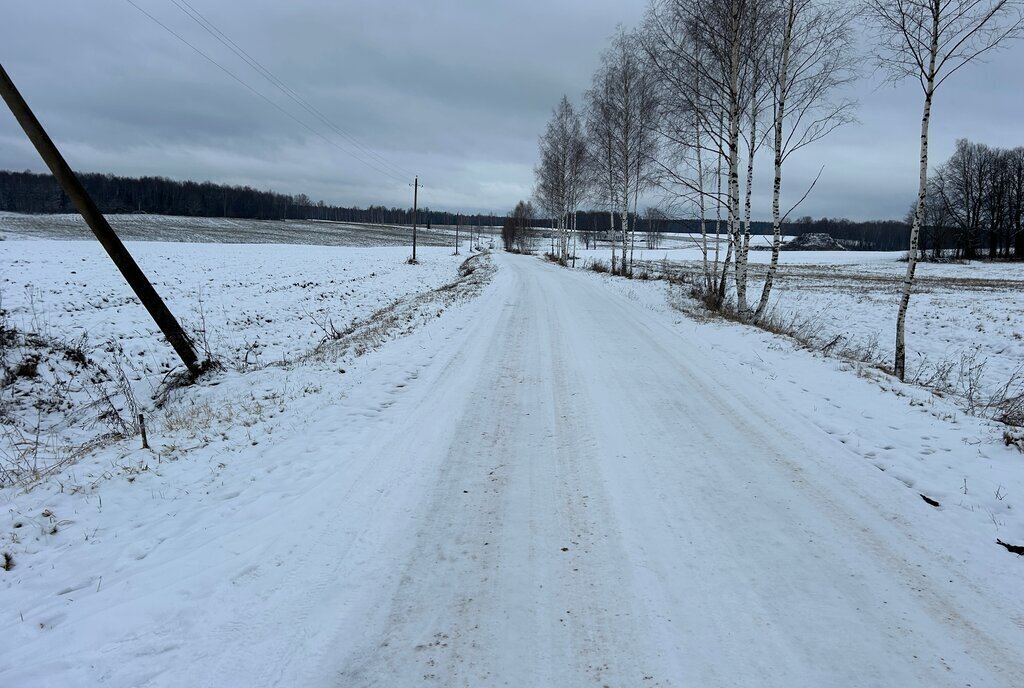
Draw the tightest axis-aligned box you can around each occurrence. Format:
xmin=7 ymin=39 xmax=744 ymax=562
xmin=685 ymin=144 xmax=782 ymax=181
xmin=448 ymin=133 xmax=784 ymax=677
xmin=896 ymin=23 xmax=937 ymax=381
xmin=736 ymin=85 xmax=758 ymax=321
xmin=755 ymin=0 xmax=794 ymax=323
xmin=725 ymin=0 xmax=743 ymax=310
xmin=610 ymin=207 xmax=618 ymax=272
xmin=572 ymin=210 xmax=577 ymax=267
xmin=714 ymin=113 xmax=724 ymax=277
xmin=696 ymin=120 xmax=709 ymax=284
xmin=621 ymin=150 xmax=631 ymax=277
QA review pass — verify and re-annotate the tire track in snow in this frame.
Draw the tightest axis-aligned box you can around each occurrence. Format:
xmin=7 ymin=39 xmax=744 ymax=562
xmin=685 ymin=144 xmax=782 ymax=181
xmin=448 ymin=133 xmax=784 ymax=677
xmin=547 ymin=260 xmax=1024 ymax=686
xmin=330 ymin=261 xmax=665 ymax=686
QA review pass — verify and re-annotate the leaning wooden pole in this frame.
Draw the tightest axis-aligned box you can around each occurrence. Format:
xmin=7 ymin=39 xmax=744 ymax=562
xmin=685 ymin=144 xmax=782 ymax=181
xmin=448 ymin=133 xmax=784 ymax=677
xmin=0 ymin=63 xmax=203 ymax=376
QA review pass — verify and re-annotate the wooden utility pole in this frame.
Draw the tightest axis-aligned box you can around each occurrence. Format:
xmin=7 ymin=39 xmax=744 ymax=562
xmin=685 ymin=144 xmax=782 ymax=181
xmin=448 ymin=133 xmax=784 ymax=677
xmin=0 ymin=63 xmax=204 ymax=376
xmin=411 ymin=175 xmax=419 ymax=263
xmin=454 ymin=214 xmax=460 ymax=255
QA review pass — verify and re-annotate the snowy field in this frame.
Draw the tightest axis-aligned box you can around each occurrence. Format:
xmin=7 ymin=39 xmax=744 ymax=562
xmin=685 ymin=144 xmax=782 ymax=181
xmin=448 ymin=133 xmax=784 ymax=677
xmin=0 ymin=237 xmax=471 ymax=484
xmin=579 ymin=239 xmax=1024 ymax=406
xmin=0 ymin=211 xmax=493 ymax=247
xmin=1 ymin=221 xmax=1022 ymax=686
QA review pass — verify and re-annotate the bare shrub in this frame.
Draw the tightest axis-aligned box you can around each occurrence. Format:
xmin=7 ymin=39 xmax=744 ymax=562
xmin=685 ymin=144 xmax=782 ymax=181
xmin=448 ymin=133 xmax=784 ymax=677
xmin=904 ymin=351 xmax=1023 ymax=426
xmin=94 ymin=344 xmax=141 ymax=437
xmin=191 ymin=289 xmax=215 ymax=362
xmin=13 ymin=355 xmax=40 ymax=379
xmin=684 ymin=274 xmax=727 ymax=313
xmin=987 ymin=364 xmax=1024 ymax=427
xmin=0 ymin=323 xmax=147 ymax=486
xmin=953 ymin=350 xmax=988 ymax=414
xmin=303 ymin=305 xmax=348 ymax=346
xmin=0 ymin=414 xmax=77 ymax=487
xmin=838 ymin=333 xmax=884 ymax=366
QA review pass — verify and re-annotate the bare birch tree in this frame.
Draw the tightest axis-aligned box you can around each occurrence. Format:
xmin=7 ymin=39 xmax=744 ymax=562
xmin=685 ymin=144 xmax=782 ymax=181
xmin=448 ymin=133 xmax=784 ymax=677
xmin=645 ymin=2 xmax=718 ymax=287
xmin=736 ymin=0 xmax=780 ymax=320
xmin=585 ymin=62 xmax=624 ymax=271
xmin=535 ymin=97 xmax=587 ymax=265
xmin=647 ymin=0 xmax=770 ymax=315
xmin=588 ymin=29 xmax=659 ymax=276
xmin=644 ymin=0 xmax=744 ymax=299
xmin=753 ymin=0 xmax=857 ymax=323
xmin=866 ymin=0 xmax=1023 ymax=380
xmin=564 ymin=103 xmax=590 ymax=265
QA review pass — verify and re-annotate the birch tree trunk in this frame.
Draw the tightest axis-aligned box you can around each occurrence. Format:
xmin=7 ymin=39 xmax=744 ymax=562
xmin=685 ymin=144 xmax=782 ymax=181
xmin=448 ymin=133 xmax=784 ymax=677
xmin=572 ymin=211 xmax=577 ymax=267
xmin=726 ymin=0 xmax=743 ymax=313
xmin=621 ymin=138 xmax=631 ymax=277
xmin=630 ymin=173 xmax=639 ymax=269
xmin=610 ymin=206 xmax=618 ymax=272
xmin=895 ymin=4 xmax=940 ymax=381
xmin=621 ymin=148 xmax=631 ymax=277
xmin=697 ymin=123 xmax=709 ymax=284
xmin=621 ymin=205 xmax=630 ymax=276
xmin=628 ymin=210 xmax=635 ymax=271
xmin=714 ymin=112 xmax=724 ymax=279
xmin=737 ymin=88 xmax=758 ymax=321
xmin=717 ymin=225 xmax=734 ymax=303
xmin=896 ymin=83 xmax=935 ymax=380
xmin=756 ymin=0 xmax=794 ymax=323
xmin=563 ymin=211 xmax=570 ymax=264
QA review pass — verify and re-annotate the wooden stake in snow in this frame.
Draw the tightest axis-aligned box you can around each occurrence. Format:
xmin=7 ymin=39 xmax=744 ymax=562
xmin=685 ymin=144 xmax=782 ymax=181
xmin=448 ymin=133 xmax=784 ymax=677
xmin=0 ymin=63 xmax=203 ymax=376
xmin=139 ymin=414 xmax=150 ymax=450
xmin=411 ymin=176 xmax=419 ymax=263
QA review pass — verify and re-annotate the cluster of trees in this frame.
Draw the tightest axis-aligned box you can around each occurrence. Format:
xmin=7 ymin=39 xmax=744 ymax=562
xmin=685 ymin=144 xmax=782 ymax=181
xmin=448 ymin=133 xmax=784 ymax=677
xmin=791 ymin=216 xmax=912 ymax=250
xmin=501 ymin=200 xmax=537 ymax=253
xmin=530 ymin=0 xmax=858 ymax=323
xmin=527 ymin=0 xmax=1021 ymax=380
xmin=0 ymin=170 xmax=504 ymax=228
xmin=920 ymin=139 xmax=1024 ymax=260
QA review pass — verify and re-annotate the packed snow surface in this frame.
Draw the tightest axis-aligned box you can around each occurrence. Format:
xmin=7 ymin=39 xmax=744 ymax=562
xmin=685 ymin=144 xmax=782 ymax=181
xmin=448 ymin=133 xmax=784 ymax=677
xmin=2 ymin=242 xmax=1023 ymax=686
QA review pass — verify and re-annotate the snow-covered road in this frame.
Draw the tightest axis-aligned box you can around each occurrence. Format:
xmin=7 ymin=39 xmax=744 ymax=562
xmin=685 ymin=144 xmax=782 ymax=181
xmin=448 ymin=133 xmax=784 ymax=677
xmin=4 ymin=252 xmax=1022 ymax=687
xmin=315 ymin=253 xmax=1022 ymax=687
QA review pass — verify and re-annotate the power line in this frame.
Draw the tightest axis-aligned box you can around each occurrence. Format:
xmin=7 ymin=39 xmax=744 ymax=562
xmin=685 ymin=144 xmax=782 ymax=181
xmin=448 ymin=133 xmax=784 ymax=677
xmin=122 ymin=0 xmax=409 ymax=185
xmin=168 ymin=0 xmax=415 ymax=181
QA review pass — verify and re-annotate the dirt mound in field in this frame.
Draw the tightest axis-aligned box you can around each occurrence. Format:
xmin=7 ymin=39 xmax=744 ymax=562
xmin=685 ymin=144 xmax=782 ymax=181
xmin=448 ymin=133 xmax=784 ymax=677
xmin=781 ymin=232 xmax=846 ymax=251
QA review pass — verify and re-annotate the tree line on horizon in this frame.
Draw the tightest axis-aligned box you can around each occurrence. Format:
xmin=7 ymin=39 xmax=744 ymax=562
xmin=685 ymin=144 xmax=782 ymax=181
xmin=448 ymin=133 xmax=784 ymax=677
xmin=3 ymin=167 xmax=919 ymax=249
xmin=0 ymin=170 xmax=504 ymax=229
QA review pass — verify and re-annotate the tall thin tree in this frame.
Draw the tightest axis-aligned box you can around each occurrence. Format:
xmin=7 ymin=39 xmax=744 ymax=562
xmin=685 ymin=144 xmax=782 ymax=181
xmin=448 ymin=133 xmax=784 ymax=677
xmin=867 ymin=0 xmax=1023 ymax=380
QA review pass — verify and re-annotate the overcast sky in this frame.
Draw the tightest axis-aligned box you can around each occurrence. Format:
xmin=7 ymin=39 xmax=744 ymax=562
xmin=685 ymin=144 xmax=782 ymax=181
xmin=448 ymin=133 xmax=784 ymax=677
xmin=2 ymin=0 xmax=1022 ymax=220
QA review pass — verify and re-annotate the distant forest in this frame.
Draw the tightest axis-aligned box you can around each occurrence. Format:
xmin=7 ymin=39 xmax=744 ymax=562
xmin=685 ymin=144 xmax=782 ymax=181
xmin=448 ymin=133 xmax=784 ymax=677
xmin=1 ymin=169 xmax=913 ymax=250
xmin=0 ymin=170 xmax=504 ymax=229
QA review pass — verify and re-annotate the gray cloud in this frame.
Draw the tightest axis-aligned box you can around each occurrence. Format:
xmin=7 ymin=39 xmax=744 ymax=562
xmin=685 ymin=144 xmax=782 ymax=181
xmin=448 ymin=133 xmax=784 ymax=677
xmin=1 ymin=0 xmax=1021 ymax=219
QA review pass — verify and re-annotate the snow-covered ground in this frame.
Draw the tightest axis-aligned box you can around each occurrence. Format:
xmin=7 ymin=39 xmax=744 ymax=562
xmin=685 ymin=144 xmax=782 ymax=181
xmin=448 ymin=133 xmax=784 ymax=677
xmin=0 ymin=238 xmax=469 ymax=483
xmin=0 ymin=211 xmax=497 ymax=247
xmin=579 ymin=241 xmax=1024 ymax=407
xmin=2 ymin=232 xmax=1022 ymax=686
